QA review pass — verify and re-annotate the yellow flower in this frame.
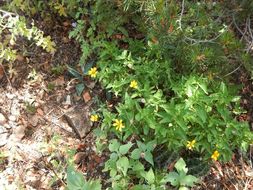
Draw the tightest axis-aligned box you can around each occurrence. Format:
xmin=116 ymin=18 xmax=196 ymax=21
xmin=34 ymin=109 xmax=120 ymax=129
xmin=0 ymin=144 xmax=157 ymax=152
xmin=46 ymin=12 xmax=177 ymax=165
xmin=186 ymin=139 xmax=196 ymax=150
xmin=113 ymin=119 xmax=125 ymax=131
xmin=88 ymin=67 xmax=98 ymax=78
xmin=211 ymin=150 xmax=220 ymax=161
xmin=90 ymin=114 xmax=99 ymax=122
xmin=130 ymin=80 xmax=138 ymax=89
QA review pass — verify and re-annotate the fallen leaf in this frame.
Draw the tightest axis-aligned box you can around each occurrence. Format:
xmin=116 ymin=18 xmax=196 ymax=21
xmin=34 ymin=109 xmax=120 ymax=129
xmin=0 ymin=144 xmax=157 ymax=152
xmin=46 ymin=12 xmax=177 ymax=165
xmin=82 ymin=90 xmax=91 ymax=103
xmin=63 ymin=36 xmax=70 ymax=43
xmin=93 ymin=155 xmax=102 ymax=163
xmin=52 ymin=76 xmax=65 ymax=86
xmin=0 ymin=113 xmax=7 ymax=125
xmin=63 ymin=21 xmax=71 ymax=27
xmin=36 ymin=108 xmax=44 ymax=116
xmin=74 ymin=152 xmax=86 ymax=164
xmin=0 ymin=65 xmax=4 ymax=80
xmin=16 ymin=54 xmax=25 ymax=62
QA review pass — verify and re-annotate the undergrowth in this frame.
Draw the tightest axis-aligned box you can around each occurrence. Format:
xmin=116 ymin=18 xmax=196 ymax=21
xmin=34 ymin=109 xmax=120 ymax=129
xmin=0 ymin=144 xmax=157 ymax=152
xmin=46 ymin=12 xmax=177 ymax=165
xmin=1 ymin=0 xmax=253 ymax=189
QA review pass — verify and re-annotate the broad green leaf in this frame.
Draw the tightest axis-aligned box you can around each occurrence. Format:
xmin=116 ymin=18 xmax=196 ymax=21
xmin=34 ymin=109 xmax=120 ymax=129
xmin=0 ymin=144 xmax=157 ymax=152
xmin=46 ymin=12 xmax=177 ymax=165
xmin=131 ymin=160 xmax=144 ymax=171
xmin=179 ymin=187 xmax=189 ymax=190
xmin=131 ymin=148 xmax=141 ymax=159
xmin=166 ymin=172 xmax=180 ymax=187
xmin=195 ymin=106 xmax=207 ymax=123
xmin=144 ymin=151 xmax=154 ymax=166
xmin=146 ymin=168 xmax=155 ymax=185
xmin=180 ymin=175 xmax=198 ymax=187
xmin=175 ymin=158 xmax=188 ymax=174
xmin=76 ymin=83 xmax=85 ymax=96
xmin=119 ymin=142 xmax=133 ymax=155
xmin=109 ymin=139 xmax=120 ymax=152
xmin=116 ymin=156 xmax=129 ymax=176
xmin=198 ymin=82 xmax=208 ymax=94
xmin=67 ymin=66 xmax=83 ymax=81
xmin=137 ymin=141 xmax=146 ymax=151
xmin=66 ymin=166 xmax=85 ymax=189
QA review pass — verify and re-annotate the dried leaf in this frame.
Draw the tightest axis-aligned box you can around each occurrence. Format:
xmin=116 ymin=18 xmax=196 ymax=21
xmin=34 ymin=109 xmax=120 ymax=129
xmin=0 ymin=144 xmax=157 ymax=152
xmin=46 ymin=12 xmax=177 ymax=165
xmin=82 ymin=90 xmax=91 ymax=103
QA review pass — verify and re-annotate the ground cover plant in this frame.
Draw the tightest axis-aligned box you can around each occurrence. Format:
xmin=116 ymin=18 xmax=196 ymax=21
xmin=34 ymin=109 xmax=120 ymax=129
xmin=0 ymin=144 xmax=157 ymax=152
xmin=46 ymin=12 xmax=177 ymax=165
xmin=1 ymin=0 xmax=253 ymax=189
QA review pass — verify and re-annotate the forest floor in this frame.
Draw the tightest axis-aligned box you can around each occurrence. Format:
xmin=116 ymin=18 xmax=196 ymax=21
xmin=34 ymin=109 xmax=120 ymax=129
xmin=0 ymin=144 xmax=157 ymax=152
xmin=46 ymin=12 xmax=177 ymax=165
xmin=0 ymin=17 xmax=253 ymax=190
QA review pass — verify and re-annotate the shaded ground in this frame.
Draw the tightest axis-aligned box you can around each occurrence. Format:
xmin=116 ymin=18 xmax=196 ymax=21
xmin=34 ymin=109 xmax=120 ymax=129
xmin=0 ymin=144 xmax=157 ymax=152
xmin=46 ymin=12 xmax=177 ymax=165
xmin=0 ymin=17 xmax=106 ymax=190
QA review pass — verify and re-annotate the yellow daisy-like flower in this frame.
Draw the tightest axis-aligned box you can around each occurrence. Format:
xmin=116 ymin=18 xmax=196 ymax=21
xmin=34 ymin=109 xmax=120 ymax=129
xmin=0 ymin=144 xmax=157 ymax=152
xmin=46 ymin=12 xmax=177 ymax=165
xmin=130 ymin=80 xmax=138 ymax=89
xmin=88 ymin=67 xmax=98 ymax=78
xmin=113 ymin=119 xmax=125 ymax=131
xmin=90 ymin=114 xmax=99 ymax=122
xmin=211 ymin=150 xmax=220 ymax=161
xmin=186 ymin=139 xmax=196 ymax=150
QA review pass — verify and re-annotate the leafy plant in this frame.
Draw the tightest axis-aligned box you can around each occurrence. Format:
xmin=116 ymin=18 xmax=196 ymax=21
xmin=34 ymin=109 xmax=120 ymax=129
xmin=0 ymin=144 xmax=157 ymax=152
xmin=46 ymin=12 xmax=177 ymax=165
xmin=66 ymin=166 xmax=101 ymax=190
xmin=163 ymin=158 xmax=199 ymax=190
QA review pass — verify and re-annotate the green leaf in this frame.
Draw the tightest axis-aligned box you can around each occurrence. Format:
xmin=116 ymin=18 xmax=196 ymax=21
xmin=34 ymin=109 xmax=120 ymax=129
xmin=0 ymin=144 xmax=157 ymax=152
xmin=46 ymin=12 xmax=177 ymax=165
xmin=180 ymin=175 xmax=198 ymax=187
xmin=67 ymin=66 xmax=83 ymax=81
xmin=145 ymin=168 xmax=155 ymax=185
xmin=76 ymin=83 xmax=85 ymax=96
xmin=166 ymin=172 xmax=180 ymax=187
xmin=109 ymin=139 xmax=120 ymax=152
xmin=137 ymin=141 xmax=146 ymax=151
xmin=116 ymin=156 xmax=129 ymax=176
xmin=195 ymin=105 xmax=207 ymax=123
xmin=131 ymin=148 xmax=141 ymax=159
xmin=198 ymin=82 xmax=208 ymax=94
xmin=131 ymin=160 xmax=144 ymax=171
xmin=175 ymin=158 xmax=188 ymax=174
xmin=66 ymin=166 xmax=85 ymax=189
xmin=119 ymin=142 xmax=133 ymax=155
xmin=144 ymin=151 xmax=154 ymax=166
xmin=179 ymin=187 xmax=189 ymax=190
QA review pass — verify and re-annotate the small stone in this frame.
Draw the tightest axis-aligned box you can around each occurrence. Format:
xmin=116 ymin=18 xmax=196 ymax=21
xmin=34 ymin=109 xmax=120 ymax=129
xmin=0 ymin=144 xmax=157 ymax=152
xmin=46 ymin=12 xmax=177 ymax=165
xmin=9 ymin=115 xmax=16 ymax=122
xmin=6 ymin=93 xmax=15 ymax=99
xmin=0 ymin=125 xmax=7 ymax=133
xmin=0 ymin=133 xmax=8 ymax=147
xmin=0 ymin=113 xmax=7 ymax=124
xmin=64 ymin=95 xmax=72 ymax=105
xmin=29 ymin=115 xmax=39 ymax=127
xmin=10 ymin=125 xmax=26 ymax=142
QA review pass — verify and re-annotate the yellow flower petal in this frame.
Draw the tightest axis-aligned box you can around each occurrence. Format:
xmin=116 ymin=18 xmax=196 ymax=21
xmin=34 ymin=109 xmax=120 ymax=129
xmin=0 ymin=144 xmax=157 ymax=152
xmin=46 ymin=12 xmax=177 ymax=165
xmin=90 ymin=114 xmax=99 ymax=122
xmin=113 ymin=119 xmax=125 ymax=131
xmin=211 ymin=150 xmax=220 ymax=161
xmin=130 ymin=80 xmax=138 ymax=89
xmin=186 ymin=139 xmax=196 ymax=150
xmin=88 ymin=67 xmax=98 ymax=78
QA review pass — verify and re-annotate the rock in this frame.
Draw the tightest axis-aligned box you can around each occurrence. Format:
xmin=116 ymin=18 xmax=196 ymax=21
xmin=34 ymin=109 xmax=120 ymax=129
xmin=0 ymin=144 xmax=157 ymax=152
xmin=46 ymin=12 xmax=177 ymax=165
xmin=29 ymin=115 xmax=39 ymax=127
xmin=9 ymin=115 xmax=16 ymax=122
xmin=74 ymin=152 xmax=86 ymax=164
xmin=63 ymin=106 xmax=91 ymax=139
xmin=10 ymin=125 xmax=26 ymax=142
xmin=64 ymin=95 xmax=72 ymax=105
xmin=0 ymin=125 xmax=7 ymax=133
xmin=0 ymin=133 xmax=8 ymax=147
xmin=0 ymin=113 xmax=7 ymax=125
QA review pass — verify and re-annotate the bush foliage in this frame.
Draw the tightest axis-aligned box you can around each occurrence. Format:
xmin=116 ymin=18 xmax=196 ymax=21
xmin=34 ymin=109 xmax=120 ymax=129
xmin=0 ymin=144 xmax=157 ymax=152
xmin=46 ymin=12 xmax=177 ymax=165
xmin=1 ymin=0 xmax=253 ymax=189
